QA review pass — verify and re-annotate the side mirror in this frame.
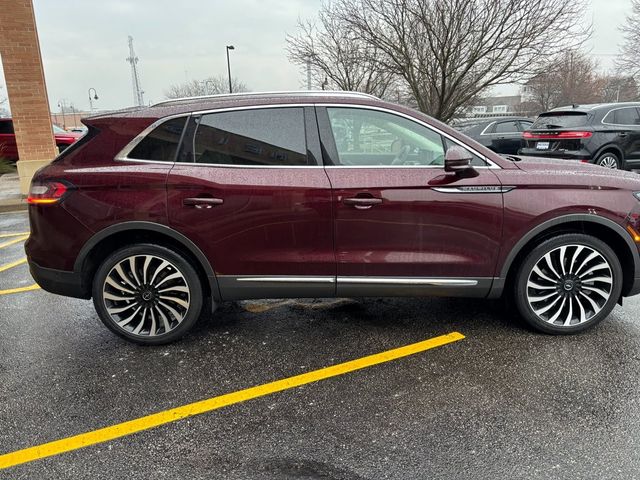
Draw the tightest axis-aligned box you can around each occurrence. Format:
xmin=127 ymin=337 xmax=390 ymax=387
xmin=444 ymin=146 xmax=474 ymax=173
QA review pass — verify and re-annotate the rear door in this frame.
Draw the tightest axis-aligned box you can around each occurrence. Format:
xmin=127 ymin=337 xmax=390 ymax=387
xmin=167 ymin=106 xmax=335 ymax=300
xmin=605 ymin=107 xmax=640 ymax=167
xmin=490 ymin=120 xmax=522 ymax=154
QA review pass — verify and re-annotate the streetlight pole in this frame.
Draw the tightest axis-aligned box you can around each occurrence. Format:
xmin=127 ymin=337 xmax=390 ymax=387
xmin=88 ymin=87 xmax=98 ymax=112
xmin=226 ymin=45 xmax=235 ymax=94
xmin=57 ymin=100 xmax=66 ymax=130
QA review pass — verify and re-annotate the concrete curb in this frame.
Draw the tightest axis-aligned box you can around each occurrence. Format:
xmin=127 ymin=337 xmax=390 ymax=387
xmin=0 ymin=198 xmax=27 ymax=213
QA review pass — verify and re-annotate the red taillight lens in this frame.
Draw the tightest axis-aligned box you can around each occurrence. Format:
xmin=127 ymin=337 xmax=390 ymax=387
xmin=27 ymin=181 xmax=68 ymax=205
xmin=523 ymin=131 xmax=593 ymax=139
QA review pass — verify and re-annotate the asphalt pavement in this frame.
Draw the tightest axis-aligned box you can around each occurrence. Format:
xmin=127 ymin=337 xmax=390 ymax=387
xmin=1 ymin=210 xmax=640 ymax=479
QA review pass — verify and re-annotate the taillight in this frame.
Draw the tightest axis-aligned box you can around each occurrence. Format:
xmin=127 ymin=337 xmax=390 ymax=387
xmin=523 ymin=131 xmax=593 ymax=139
xmin=27 ymin=181 xmax=69 ymax=205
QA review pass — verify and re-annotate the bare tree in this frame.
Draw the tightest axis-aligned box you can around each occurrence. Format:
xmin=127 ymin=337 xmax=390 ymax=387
xmin=164 ymin=75 xmax=248 ymax=99
xmin=329 ymin=0 xmax=588 ymax=122
xmin=617 ymin=0 xmax=640 ymax=78
xmin=286 ymin=3 xmax=398 ymax=98
xmin=521 ymin=50 xmax=603 ymax=114
xmin=600 ymin=75 xmax=639 ymax=103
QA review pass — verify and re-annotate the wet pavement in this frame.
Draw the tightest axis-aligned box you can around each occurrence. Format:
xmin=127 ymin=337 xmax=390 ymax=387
xmin=1 ymin=210 xmax=640 ymax=479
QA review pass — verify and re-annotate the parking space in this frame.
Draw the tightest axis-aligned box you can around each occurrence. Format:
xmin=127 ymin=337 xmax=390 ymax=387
xmin=2 ymin=210 xmax=640 ymax=479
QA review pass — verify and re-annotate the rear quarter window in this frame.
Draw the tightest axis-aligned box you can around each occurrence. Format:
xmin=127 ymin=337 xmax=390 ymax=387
xmin=128 ymin=117 xmax=187 ymax=162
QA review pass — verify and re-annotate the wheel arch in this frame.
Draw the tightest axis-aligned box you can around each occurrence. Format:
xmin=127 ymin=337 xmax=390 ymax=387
xmin=491 ymin=214 xmax=640 ymax=299
xmin=74 ymin=222 xmax=221 ymax=302
xmin=594 ymin=144 xmax=624 ymax=164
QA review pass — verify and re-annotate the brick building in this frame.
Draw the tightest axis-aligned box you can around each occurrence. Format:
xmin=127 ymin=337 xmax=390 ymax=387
xmin=0 ymin=0 xmax=58 ymax=194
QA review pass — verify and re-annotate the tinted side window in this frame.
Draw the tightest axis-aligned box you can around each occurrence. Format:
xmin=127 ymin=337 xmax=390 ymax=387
xmin=326 ymin=107 xmax=446 ymax=166
xmin=193 ymin=108 xmax=309 ymax=166
xmin=0 ymin=120 xmax=14 ymax=134
xmin=494 ymin=121 xmax=519 ymax=133
xmin=613 ymin=108 xmax=640 ymax=125
xmin=519 ymin=120 xmax=533 ymax=131
xmin=128 ymin=117 xmax=187 ymax=161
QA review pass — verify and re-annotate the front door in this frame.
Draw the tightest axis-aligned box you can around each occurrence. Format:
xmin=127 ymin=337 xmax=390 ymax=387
xmin=317 ymin=106 xmax=504 ymax=297
xmin=167 ymin=106 xmax=335 ymax=300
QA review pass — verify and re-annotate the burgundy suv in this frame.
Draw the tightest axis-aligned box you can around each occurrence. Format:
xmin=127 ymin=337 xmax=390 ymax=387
xmin=25 ymin=92 xmax=640 ymax=344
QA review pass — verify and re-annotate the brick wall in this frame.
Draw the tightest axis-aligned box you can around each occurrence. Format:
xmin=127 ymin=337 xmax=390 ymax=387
xmin=0 ymin=0 xmax=58 ymax=163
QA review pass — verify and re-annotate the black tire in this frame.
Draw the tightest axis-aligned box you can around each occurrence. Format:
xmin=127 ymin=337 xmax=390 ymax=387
xmin=92 ymin=243 xmax=203 ymax=345
xmin=595 ymin=151 xmax=622 ymax=170
xmin=513 ymin=234 xmax=622 ymax=334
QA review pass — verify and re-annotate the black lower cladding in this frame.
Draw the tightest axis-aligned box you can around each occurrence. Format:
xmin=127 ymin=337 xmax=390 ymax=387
xmin=28 ymin=260 xmax=89 ymax=299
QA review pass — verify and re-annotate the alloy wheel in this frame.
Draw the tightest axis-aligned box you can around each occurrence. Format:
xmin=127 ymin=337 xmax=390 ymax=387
xmin=598 ymin=155 xmax=618 ymax=168
xmin=526 ymin=244 xmax=613 ymax=327
xmin=102 ymin=255 xmax=190 ymax=337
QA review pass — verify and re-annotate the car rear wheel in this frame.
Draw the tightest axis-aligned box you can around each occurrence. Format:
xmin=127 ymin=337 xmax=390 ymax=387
xmin=92 ymin=244 xmax=203 ymax=345
xmin=596 ymin=152 xmax=620 ymax=169
xmin=514 ymin=234 xmax=622 ymax=334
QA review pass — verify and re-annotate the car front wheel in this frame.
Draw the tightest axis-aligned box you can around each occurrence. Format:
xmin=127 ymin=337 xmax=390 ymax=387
xmin=514 ymin=234 xmax=622 ymax=334
xmin=92 ymin=244 xmax=203 ymax=345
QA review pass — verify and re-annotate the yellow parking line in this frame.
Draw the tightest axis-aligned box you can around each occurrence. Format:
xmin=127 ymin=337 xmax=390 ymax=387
xmin=0 ymin=258 xmax=27 ymax=273
xmin=0 ymin=284 xmax=40 ymax=295
xmin=0 ymin=331 xmax=465 ymax=470
xmin=0 ymin=235 xmax=28 ymax=249
xmin=0 ymin=232 xmax=30 ymax=238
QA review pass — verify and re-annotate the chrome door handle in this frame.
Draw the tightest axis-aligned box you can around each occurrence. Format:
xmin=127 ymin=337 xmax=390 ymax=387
xmin=343 ymin=197 xmax=383 ymax=210
xmin=183 ymin=197 xmax=224 ymax=209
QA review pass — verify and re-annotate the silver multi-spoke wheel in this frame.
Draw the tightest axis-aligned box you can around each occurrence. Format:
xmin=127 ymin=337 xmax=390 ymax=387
xmin=526 ymin=244 xmax=613 ymax=327
xmin=102 ymin=255 xmax=190 ymax=337
xmin=598 ymin=155 xmax=618 ymax=169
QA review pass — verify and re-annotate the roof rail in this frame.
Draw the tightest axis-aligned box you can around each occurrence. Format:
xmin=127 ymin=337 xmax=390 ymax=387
xmin=151 ymin=90 xmax=378 ymax=107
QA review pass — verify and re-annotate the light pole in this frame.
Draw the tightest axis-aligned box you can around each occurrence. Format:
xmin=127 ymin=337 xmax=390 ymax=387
xmin=226 ymin=45 xmax=235 ymax=94
xmin=57 ymin=100 xmax=67 ymax=129
xmin=88 ymin=88 xmax=98 ymax=112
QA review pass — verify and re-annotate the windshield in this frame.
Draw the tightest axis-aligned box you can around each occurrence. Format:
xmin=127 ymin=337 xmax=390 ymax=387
xmin=531 ymin=112 xmax=589 ymax=129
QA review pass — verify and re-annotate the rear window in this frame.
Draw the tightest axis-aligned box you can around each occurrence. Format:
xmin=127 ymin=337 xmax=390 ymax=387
xmin=128 ymin=117 xmax=187 ymax=162
xmin=531 ymin=112 xmax=589 ymax=129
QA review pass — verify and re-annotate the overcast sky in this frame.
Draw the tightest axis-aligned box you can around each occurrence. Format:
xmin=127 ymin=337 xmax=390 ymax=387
xmin=0 ymin=0 xmax=634 ymax=112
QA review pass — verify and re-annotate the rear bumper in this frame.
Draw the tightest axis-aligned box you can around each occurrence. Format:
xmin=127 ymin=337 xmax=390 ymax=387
xmin=518 ymin=148 xmax=591 ymax=161
xmin=28 ymin=260 xmax=89 ymax=299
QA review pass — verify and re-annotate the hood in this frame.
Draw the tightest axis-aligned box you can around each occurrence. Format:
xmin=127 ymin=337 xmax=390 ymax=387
xmin=508 ymin=155 xmax=640 ymax=190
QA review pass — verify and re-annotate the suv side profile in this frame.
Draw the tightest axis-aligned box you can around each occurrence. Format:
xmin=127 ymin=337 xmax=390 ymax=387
xmin=519 ymin=102 xmax=640 ymax=170
xmin=25 ymin=92 xmax=640 ymax=344
xmin=454 ymin=116 xmax=533 ymax=155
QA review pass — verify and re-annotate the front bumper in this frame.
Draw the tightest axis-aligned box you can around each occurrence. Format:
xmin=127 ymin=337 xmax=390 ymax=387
xmin=28 ymin=260 xmax=89 ymax=299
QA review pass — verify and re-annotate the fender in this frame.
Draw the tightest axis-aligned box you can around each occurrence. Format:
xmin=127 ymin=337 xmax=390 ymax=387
xmin=74 ymin=221 xmax=222 ymax=302
xmin=593 ymin=143 xmax=624 ymax=164
xmin=488 ymin=214 xmax=640 ymax=298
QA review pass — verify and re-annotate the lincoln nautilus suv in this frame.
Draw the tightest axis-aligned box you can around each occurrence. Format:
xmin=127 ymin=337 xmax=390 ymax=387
xmin=25 ymin=91 xmax=640 ymax=344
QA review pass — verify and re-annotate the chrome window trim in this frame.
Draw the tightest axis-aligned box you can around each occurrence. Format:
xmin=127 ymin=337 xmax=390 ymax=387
xmin=321 ymin=103 xmax=501 ymax=169
xmin=479 ymin=121 xmax=496 ymax=136
xmin=116 ymin=102 xmax=501 ymax=169
xmin=601 ymin=106 xmax=640 ymax=127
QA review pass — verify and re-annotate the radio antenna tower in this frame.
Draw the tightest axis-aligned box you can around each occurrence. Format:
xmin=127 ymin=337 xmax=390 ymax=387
xmin=126 ymin=35 xmax=145 ymax=106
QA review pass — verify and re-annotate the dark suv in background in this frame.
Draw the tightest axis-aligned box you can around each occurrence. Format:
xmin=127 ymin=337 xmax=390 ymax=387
xmin=520 ymin=103 xmax=640 ymax=170
xmin=25 ymin=92 xmax=640 ymax=345
xmin=454 ymin=117 xmax=533 ymax=155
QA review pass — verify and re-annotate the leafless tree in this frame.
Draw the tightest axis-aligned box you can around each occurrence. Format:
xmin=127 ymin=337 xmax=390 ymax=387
xmin=286 ymin=3 xmax=398 ymax=98
xmin=328 ymin=0 xmax=588 ymax=122
xmin=600 ymin=75 xmax=639 ymax=103
xmin=616 ymin=0 xmax=640 ymax=78
xmin=521 ymin=50 xmax=603 ymax=114
xmin=164 ymin=75 xmax=248 ymax=99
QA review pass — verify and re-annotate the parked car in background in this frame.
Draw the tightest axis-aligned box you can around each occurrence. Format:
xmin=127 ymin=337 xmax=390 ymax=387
xmin=453 ymin=117 xmax=533 ymax=155
xmin=25 ymin=91 xmax=640 ymax=345
xmin=0 ymin=118 xmax=81 ymax=161
xmin=519 ymin=103 xmax=640 ymax=170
